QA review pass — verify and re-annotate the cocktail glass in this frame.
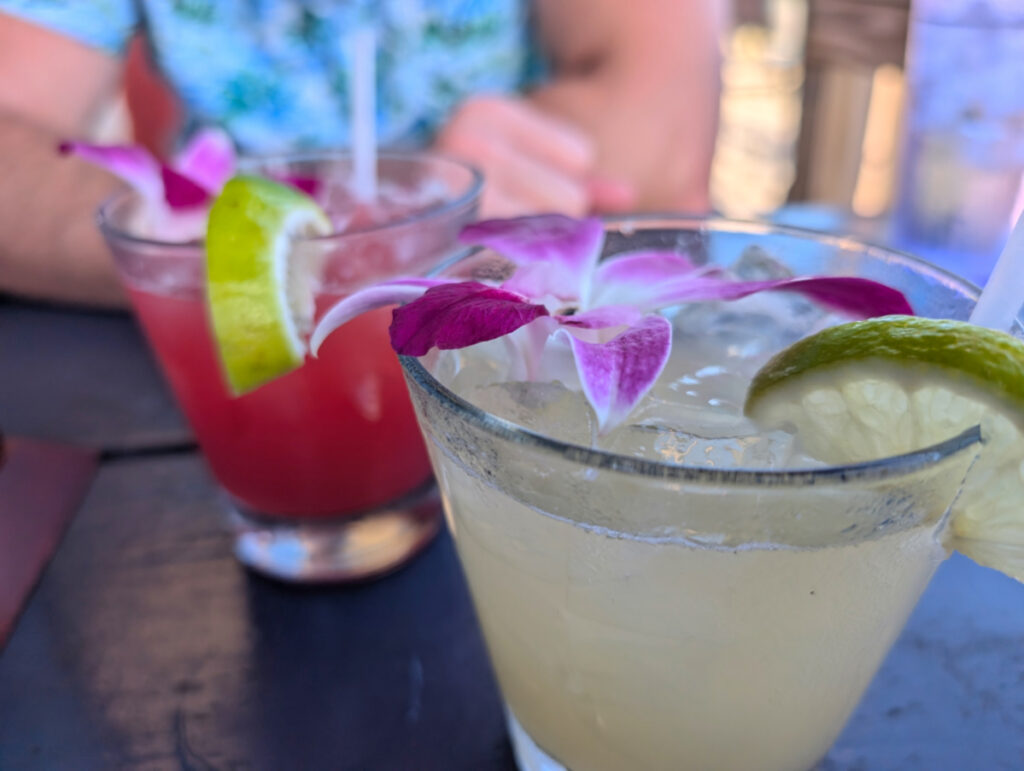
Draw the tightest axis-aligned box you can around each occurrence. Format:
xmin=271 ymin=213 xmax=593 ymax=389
xmin=100 ymin=151 xmax=482 ymax=583
xmin=400 ymin=217 xmax=1006 ymax=771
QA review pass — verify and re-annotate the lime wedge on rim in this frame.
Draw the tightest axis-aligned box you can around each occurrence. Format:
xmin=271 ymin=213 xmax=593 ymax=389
xmin=205 ymin=175 xmax=331 ymax=395
xmin=745 ymin=315 xmax=1024 ymax=583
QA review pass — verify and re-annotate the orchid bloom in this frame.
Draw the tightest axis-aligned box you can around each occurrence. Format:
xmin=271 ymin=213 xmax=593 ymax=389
xmin=62 ymin=129 xmax=328 ymax=242
xmin=61 ymin=128 xmax=240 ymax=241
xmin=61 ymin=127 xmax=236 ymax=211
xmin=311 ymin=215 xmax=913 ymax=432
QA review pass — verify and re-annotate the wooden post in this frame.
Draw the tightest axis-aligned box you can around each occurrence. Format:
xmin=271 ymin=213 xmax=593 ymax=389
xmin=790 ymin=0 xmax=910 ymax=204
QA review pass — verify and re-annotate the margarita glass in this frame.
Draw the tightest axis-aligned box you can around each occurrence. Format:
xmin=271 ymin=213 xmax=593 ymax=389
xmin=100 ymin=151 xmax=481 ymax=582
xmin=398 ymin=218 xmax=1013 ymax=771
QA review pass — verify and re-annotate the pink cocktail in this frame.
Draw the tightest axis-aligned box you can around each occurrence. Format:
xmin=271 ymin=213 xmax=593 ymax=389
xmin=101 ymin=152 xmax=482 ymax=582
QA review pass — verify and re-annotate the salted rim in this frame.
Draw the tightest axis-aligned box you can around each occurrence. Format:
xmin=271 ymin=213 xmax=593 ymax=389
xmin=400 ymin=214 xmax=1022 ymax=488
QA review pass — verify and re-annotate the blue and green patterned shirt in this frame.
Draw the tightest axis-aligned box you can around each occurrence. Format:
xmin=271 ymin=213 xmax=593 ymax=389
xmin=1 ymin=0 xmax=534 ymax=152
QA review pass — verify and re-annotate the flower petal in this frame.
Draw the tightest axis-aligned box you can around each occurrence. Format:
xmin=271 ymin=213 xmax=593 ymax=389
xmin=59 ymin=141 xmax=164 ymax=203
xmin=555 ymin=304 xmax=645 ymax=343
xmin=161 ymin=166 xmax=211 ymax=209
xmin=605 ymin=271 xmax=913 ymax=318
xmin=390 ymin=281 xmax=549 ymax=356
xmin=561 ymin=314 xmax=672 ymax=433
xmin=310 ymin=278 xmax=446 ymax=355
xmin=459 ymin=215 xmax=604 ymax=302
xmin=761 ymin=276 xmax=914 ymax=317
xmin=60 ymin=140 xmax=214 ymax=211
xmin=173 ymin=127 xmax=236 ymax=193
xmin=590 ymin=250 xmax=716 ymax=307
xmin=558 ymin=304 xmax=645 ymax=329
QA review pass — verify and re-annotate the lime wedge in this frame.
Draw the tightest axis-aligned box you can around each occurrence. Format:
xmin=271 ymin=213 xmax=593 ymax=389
xmin=205 ymin=176 xmax=331 ymax=395
xmin=745 ymin=315 xmax=1024 ymax=582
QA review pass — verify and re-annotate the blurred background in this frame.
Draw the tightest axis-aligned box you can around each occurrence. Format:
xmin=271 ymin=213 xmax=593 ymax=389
xmin=87 ymin=0 xmax=910 ymax=220
xmin=94 ymin=0 xmax=897 ymax=218
xmin=716 ymin=0 xmax=1023 ymax=286
xmin=88 ymin=0 xmax=1024 ymax=280
xmin=713 ymin=0 xmax=908 ymax=220
xmin=96 ymin=0 xmax=899 ymax=220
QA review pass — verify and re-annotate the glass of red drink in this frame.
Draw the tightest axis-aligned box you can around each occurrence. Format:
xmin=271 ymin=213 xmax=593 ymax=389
xmin=99 ymin=151 xmax=482 ymax=582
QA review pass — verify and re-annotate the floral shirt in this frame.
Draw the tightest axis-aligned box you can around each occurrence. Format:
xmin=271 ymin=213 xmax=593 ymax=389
xmin=1 ymin=0 xmax=533 ymax=152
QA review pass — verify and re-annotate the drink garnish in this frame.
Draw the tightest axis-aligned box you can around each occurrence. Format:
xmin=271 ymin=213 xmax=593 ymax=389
xmin=68 ymin=132 xmax=912 ymax=428
xmin=313 ymin=214 xmax=912 ymax=432
xmin=60 ymin=127 xmax=235 ymax=217
xmin=745 ymin=315 xmax=1024 ymax=582
xmin=63 ymin=130 xmax=327 ymax=245
xmin=205 ymin=176 xmax=331 ymax=395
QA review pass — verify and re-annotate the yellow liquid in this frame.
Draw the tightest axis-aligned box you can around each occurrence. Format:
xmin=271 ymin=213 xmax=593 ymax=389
xmin=438 ymin=458 xmax=946 ymax=771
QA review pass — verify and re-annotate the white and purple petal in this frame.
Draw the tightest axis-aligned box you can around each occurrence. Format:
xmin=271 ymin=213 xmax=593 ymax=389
xmin=459 ymin=215 xmax=604 ymax=303
xmin=561 ymin=314 xmax=673 ymax=433
xmin=505 ymin=315 xmax=563 ymax=382
xmin=555 ymin=304 xmax=645 ymax=343
xmin=59 ymin=141 xmax=164 ymax=204
xmin=609 ymin=272 xmax=913 ymax=318
xmin=757 ymin=276 xmax=914 ymax=317
xmin=172 ymin=127 xmax=236 ymax=193
xmin=310 ymin=278 xmax=447 ymax=355
xmin=590 ymin=250 xmax=720 ymax=308
xmin=389 ymin=281 xmax=550 ymax=356
xmin=60 ymin=139 xmax=214 ymax=211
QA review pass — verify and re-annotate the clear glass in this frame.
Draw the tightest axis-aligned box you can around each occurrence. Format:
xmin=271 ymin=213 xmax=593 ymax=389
xmin=891 ymin=0 xmax=1024 ymax=285
xmin=401 ymin=217 xmax=1010 ymax=771
xmin=100 ymin=151 xmax=482 ymax=583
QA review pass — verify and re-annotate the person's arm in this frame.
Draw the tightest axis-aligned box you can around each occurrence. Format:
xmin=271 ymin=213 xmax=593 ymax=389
xmin=530 ymin=0 xmax=726 ymax=212
xmin=0 ymin=12 xmax=127 ymax=306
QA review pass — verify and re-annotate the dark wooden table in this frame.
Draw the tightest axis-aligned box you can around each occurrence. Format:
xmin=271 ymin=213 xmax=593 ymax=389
xmin=1 ymin=298 xmax=1022 ymax=770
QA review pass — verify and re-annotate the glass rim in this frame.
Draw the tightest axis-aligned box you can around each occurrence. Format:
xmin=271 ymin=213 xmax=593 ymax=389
xmin=401 ymin=214 xmax=1002 ymax=488
xmin=429 ymin=213 xmax=989 ymax=298
xmin=95 ymin=149 xmax=484 ymax=250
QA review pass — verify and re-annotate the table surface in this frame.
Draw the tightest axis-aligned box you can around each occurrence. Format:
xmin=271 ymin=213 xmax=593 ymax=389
xmin=1 ymin=298 xmax=1022 ymax=771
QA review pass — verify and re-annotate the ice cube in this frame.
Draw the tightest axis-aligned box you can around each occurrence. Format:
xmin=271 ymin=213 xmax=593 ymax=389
xmin=463 ymin=379 xmax=597 ymax=447
xmin=669 ymin=290 xmax=832 ymax=365
xmin=730 ymin=244 xmax=795 ymax=281
xmin=663 ymin=244 xmax=841 ymax=360
xmin=441 ymin=340 xmax=521 ymax=395
xmin=597 ymin=415 xmax=810 ymax=469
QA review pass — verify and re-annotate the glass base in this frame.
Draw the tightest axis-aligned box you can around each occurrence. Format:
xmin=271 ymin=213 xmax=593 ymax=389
xmin=507 ymin=711 xmax=565 ymax=771
xmin=506 ymin=709 xmax=830 ymax=771
xmin=229 ymin=481 xmax=441 ymax=583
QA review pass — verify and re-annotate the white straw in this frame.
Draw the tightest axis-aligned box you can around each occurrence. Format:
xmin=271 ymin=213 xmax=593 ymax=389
xmin=969 ymin=212 xmax=1024 ymax=331
xmin=347 ymin=26 xmax=377 ymax=202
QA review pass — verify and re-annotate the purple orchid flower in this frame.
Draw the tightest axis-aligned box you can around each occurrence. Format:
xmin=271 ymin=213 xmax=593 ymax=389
xmin=62 ymin=128 xmax=327 ymax=241
xmin=311 ymin=214 xmax=914 ymax=432
xmin=60 ymin=126 xmax=237 ymax=210
xmin=60 ymin=127 xmax=237 ymax=241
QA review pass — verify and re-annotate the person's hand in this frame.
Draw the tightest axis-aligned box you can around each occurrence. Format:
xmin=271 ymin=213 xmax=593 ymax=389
xmin=433 ymin=95 xmax=634 ymax=218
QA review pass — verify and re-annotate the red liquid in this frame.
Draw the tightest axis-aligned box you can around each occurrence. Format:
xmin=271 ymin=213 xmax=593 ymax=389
xmin=129 ymin=288 xmax=432 ymax=517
